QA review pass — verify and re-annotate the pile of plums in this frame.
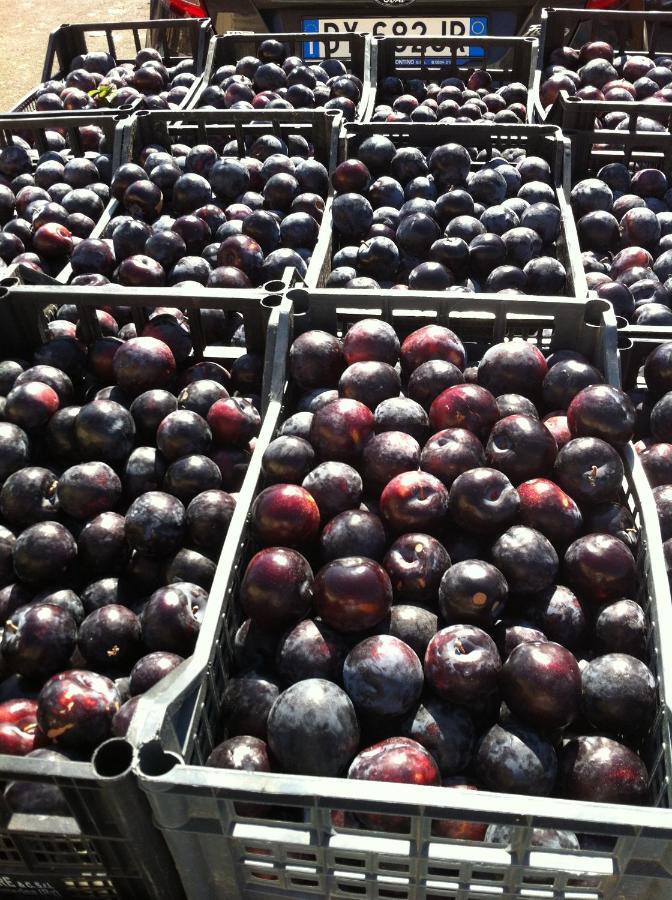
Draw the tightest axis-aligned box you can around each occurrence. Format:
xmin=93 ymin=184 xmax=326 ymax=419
xmin=0 ymin=140 xmax=112 ymax=278
xmin=28 ymin=46 xmax=199 ymax=113
xmin=325 ymin=135 xmax=570 ymax=295
xmin=631 ymin=341 xmax=672 ymax=569
xmin=539 ymin=40 xmax=672 ymax=130
xmin=67 ymin=132 xmax=329 ymax=289
xmin=371 ymin=72 xmax=528 ymax=124
xmin=205 ymin=319 xmax=656 ymax=841
xmin=0 ymin=305 xmax=263 ymax=814
xmin=196 ymin=38 xmax=363 ymax=121
xmin=574 ymin=165 xmax=672 ymax=325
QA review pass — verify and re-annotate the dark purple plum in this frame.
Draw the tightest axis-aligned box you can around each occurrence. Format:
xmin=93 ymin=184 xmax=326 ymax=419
xmin=164 ymin=455 xmax=222 ymax=504
xmin=424 ymin=625 xmax=501 ymax=705
xmin=314 ymin=556 xmax=392 ymax=633
xmin=142 ymin=583 xmax=205 ymax=655
xmin=4 ymin=382 xmax=59 ymax=430
xmin=558 ymin=735 xmax=647 ymax=804
xmin=400 ymin=697 xmax=474 ymax=775
xmin=380 ymin=471 xmax=448 ymax=534
xmin=439 ymin=560 xmax=507 ymax=625
xmin=13 ymin=521 xmax=77 ymax=586
xmin=2 ymin=604 xmax=77 ymax=680
xmin=289 ymin=330 xmax=345 ymax=389
xmin=37 ymin=670 xmax=120 ymax=749
xmin=251 ymin=483 xmax=320 ymax=547
xmin=375 ymin=397 xmax=429 ymax=444
xmin=485 ymin=415 xmax=557 ymax=485
xmin=267 ymin=679 xmax=359 ymax=776
xmin=240 ymin=547 xmax=313 ymax=630
xmin=553 ymin=437 xmax=624 ymax=505
xmin=130 ymin=389 xmax=177 ymax=442
xmin=429 ymin=385 xmax=497 ymax=442
xmin=57 ymin=462 xmax=122 ymax=519
xmin=207 ymin=398 xmax=260 ymax=449
xmin=113 ymin=337 xmax=175 ymax=396
xmin=383 ymin=533 xmax=450 ymax=603
xmin=581 ymin=653 xmax=655 ymax=738
xmin=343 ymin=634 xmax=423 ymax=717
xmin=476 ymin=719 xmax=557 ymax=796
xmin=261 ymin=435 xmax=314 ymax=483
xmin=362 ymin=431 xmax=420 ymax=492
xmin=320 ymin=509 xmax=387 ymax=562
xmin=594 ymin=599 xmax=647 ymax=658
xmin=501 ymin=640 xmax=580 ymax=731
xmin=0 ymin=467 xmax=58 ymax=527
xmin=77 ymin=512 xmax=128 ymax=575
xmin=157 ymin=410 xmax=211 ymax=460
xmin=567 ymin=385 xmax=636 ymax=446
xmin=125 ymin=491 xmax=185 ymax=557
xmin=302 ymin=461 xmax=362 ymax=521
xmin=78 ymin=605 xmax=142 ymax=671
xmin=448 ymin=467 xmax=519 ymax=535
xmin=123 ymin=447 xmax=166 ymax=500
xmin=563 ymin=533 xmax=636 ymax=604
xmin=276 ymin=619 xmax=346 ymax=685
xmin=347 ymin=737 xmax=440 ymax=831
xmin=516 ymin=478 xmax=583 ymax=547
xmin=129 ymin=652 xmax=184 ymax=695
xmin=490 ymin=525 xmax=558 ymax=594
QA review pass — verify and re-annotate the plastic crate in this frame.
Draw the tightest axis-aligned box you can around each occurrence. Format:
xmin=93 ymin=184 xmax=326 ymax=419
xmin=186 ymin=32 xmax=373 ymax=122
xmin=563 ymin=119 xmax=672 ymax=184
xmin=9 ymin=18 xmax=214 ymax=115
xmin=0 ymin=273 xmax=288 ymax=899
xmin=0 ymin=111 xmax=129 ymax=285
xmin=533 ymin=7 xmax=672 ymax=125
xmin=304 ymin=121 xmax=588 ymax=302
xmin=129 ymin=288 xmax=672 ymax=900
xmin=56 ymin=107 xmax=341 ymax=287
xmin=368 ymin=35 xmax=538 ymax=123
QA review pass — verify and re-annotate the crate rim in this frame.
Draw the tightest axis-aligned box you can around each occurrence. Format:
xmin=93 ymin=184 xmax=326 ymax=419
xmin=367 ymin=34 xmax=538 ymax=124
xmin=125 ymin=288 xmax=672 ymax=898
xmin=186 ymin=31 xmax=373 ymax=122
xmin=533 ymin=5 xmax=672 ymax=123
xmin=7 ymin=17 xmax=213 ymax=115
xmin=305 ymin=120 xmax=588 ymax=301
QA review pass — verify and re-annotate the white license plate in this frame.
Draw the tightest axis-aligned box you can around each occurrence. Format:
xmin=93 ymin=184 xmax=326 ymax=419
xmin=302 ymin=17 xmax=488 ymax=63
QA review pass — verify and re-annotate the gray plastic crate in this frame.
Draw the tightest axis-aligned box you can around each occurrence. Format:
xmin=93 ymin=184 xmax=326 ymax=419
xmin=56 ymin=107 xmax=341 ymax=287
xmin=128 ymin=288 xmax=672 ymax=900
xmin=0 ymin=273 xmax=288 ymax=899
xmin=304 ymin=120 xmax=588 ymax=303
xmin=0 ymin=111 xmax=130 ymax=285
xmin=186 ymin=32 xmax=373 ymax=122
xmin=533 ymin=7 xmax=672 ymax=126
xmin=562 ymin=121 xmax=672 ymax=189
xmin=9 ymin=18 xmax=213 ymax=115
xmin=368 ymin=35 xmax=538 ymax=123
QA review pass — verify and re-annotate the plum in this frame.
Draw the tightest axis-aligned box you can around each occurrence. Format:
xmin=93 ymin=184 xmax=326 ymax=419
xmin=267 ymin=679 xmax=359 ymax=776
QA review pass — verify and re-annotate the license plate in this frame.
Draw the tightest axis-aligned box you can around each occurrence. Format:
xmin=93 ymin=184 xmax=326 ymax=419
xmin=302 ymin=17 xmax=488 ymax=64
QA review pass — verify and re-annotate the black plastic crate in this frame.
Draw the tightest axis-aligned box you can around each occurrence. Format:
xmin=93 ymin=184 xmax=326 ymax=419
xmin=305 ymin=121 xmax=587 ymax=302
xmin=368 ymin=35 xmax=538 ymax=123
xmin=56 ymin=107 xmax=341 ymax=287
xmin=0 ymin=273 xmax=288 ymax=899
xmin=533 ymin=7 xmax=672 ymax=126
xmin=129 ymin=288 xmax=672 ymax=900
xmin=186 ymin=32 xmax=373 ymax=122
xmin=9 ymin=18 xmax=213 ymax=115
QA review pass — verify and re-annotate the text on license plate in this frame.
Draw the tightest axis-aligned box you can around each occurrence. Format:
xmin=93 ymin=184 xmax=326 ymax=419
xmin=302 ymin=17 xmax=488 ymax=63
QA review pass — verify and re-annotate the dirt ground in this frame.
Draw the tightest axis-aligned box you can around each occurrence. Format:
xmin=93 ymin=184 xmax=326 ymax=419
xmin=0 ymin=0 xmax=145 ymax=111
